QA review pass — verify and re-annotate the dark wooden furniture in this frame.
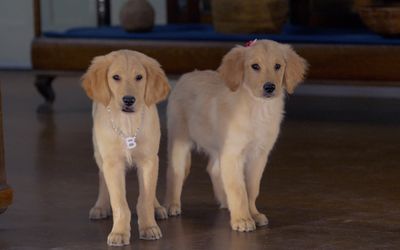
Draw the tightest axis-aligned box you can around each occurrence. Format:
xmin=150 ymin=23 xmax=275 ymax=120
xmin=0 ymin=89 xmax=13 ymax=214
xmin=32 ymin=0 xmax=111 ymax=113
xmin=31 ymin=0 xmax=400 ymax=112
xmin=167 ymin=0 xmax=200 ymax=23
xmin=32 ymin=39 xmax=400 ymax=82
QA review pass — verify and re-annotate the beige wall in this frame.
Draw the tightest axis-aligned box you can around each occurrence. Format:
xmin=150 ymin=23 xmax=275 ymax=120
xmin=0 ymin=0 xmax=166 ymax=68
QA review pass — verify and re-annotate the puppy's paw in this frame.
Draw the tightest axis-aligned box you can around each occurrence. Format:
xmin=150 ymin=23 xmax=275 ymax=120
xmin=155 ymin=206 xmax=168 ymax=220
xmin=253 ymin=213 xmax=269 ymax=227
xmin=107 ymin=231 xmax=130 ymax=246
xmin=231 ymin=217 xmax=256 ymax=232
xmin=89 ymin=206 xmax=111 ymax=220
xmin=139 ymin=225 xmax=162 ymax=240
xmin=219 ymin=202 xmax=228 ymax=209
xmin=167 ymin=204 xmax=181 ymax=216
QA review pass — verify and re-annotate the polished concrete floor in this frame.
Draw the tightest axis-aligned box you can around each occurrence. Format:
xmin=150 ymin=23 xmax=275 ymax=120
xmin=0 ymin=71 xmax=399 ymax=249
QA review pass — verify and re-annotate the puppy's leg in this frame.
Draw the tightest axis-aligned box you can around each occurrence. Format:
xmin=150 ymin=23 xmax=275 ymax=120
xmin=165 ymin=139 xmax=191 ymax=216
xmin=102 ymin=159 xmax=131 ymax=246
xmin=207 ymin=157 xmax=227 ymax=208
xmin=89 ymin=170 xmax=112 ymax=219
xmin=245 ymin=153 xmax=269 ymax=227
xmin=136 ymin=156 xmax=162 ymax=240
xmin=220 ymin=152 xmax=256 ymax=232
xmin=154 ymin=198 xmax=168 ymax=220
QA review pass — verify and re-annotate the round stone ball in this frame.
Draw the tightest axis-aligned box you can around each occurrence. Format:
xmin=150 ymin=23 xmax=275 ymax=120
xmin=120 ymin=0 xmax=155 ymax=32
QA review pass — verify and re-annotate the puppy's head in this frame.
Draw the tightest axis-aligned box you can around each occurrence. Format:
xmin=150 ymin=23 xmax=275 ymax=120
xmin=82 ymin=50 xmax=170 ymax=113
xmin=217 ymin=40 xmax=308 ymax=98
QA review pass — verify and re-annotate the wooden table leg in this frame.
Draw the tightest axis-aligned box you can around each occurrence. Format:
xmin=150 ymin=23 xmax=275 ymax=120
xmin=35 ymin=74 xmax=55 ymax=113
xmin=0 ymin=87 xmax=13 ymax=214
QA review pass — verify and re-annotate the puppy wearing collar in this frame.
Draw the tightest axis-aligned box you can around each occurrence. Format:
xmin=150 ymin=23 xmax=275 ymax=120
xmin=165 ymin=40 xmax=308 ymax=232
xmin=82 ymin=50 xmax=170 ymax=246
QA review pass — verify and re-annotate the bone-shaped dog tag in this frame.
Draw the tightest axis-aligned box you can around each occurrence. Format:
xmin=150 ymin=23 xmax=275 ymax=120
xmin=125 ymin=137 xmax=137 ymax=149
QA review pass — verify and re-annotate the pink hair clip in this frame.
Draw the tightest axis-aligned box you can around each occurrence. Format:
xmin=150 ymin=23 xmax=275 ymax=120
xmin=245 ymin=39 xmax=257 ymax=47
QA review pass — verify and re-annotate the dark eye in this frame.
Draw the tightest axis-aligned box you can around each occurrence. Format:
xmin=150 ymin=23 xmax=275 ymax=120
xmin=275 ymin=63 xmax=281 ymax=71
xmin=251 ymin=63 xmax=260 ymax=71
xmin=112 ymin=74 xmax=120 ymax=81
xmin=136 ymin=74 xmax=143 ymax=81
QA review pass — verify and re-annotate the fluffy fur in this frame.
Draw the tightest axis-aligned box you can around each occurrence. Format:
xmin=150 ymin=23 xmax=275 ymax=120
xmin=165 ymin=40 xmax=308 ymax=232
xmin=82 ymin=50 xmax=170 ymax=246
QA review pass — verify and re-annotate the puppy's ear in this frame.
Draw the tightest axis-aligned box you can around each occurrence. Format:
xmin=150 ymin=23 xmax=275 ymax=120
xmin=81 ymin=55 xmax=112 ymax=106
xmin=217 ymin=46 xmax=246 ymax=92
xmin=282 ymin=45 xmax=308 ymax=94
xmin=142 ymin=55 xmax=170 ymax=106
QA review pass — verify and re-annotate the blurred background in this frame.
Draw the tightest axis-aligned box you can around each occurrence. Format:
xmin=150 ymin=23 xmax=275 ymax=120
xmin=0 ymin=0 xmax=166 ymax=68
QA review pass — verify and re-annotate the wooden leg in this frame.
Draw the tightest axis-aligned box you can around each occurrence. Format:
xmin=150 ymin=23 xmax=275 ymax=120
xmin=0 ymin=89 xmax=12 ymax=214
xmin=0 ymin=184 xmax=13 ymax=214
xmin=35 ymin=75 xmax=55 ymax=113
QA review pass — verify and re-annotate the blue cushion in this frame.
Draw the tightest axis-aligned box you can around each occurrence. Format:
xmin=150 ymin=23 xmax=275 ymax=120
xmin=43 ymin=23 xmax=400 ymax=45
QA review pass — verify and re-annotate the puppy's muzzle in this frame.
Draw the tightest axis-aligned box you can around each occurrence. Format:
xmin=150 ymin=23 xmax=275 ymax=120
xmin=122 ymin=95 xmax=136 ymax=112
xmin=263 ymin=83 xmax=276 ymax=97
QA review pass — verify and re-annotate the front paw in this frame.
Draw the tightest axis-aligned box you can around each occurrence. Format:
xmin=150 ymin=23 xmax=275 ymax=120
xmin=167 ymin=204 xmax=181 ymax=216
xmin=231 ymin=217 xmax=256 ymax=232
xmin=155 ymin=206 xmax=168 ymax=220
xmin=89 ymin=206 xmax=111 ymax=220
xmin=107 ymin=231 xmax=130 ymax=246
xmin=139 ymin=225 xmax=162 ymax=240
xmin=253 ymin=213 xmax=269 ymax=227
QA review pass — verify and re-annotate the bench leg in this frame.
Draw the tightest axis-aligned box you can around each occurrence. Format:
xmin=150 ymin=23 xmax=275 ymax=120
xmin=35 ymin=75 xmax=55 ymax=113
xmin=0 ymin=88 xmax=12 ymax=215
xmin=0 ymin=185 xmax=13 ymax=214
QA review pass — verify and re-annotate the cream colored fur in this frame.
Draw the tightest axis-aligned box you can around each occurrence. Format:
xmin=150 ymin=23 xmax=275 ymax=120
xmin=82 ymin=50 xmax=170 ymax=246
xmin=165 ymin=40 xmax=308 ymax=232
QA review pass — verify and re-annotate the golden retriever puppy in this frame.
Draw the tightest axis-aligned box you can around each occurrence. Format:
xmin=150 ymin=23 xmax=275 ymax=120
xmin=82 ymin=50 xmax=170 ymax=246
xmin=165 ymin=40 xmax=308 ymax=232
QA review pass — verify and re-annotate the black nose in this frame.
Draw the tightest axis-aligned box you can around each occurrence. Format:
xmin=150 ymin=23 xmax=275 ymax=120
xmin=122 ymin=95 xmax=135 ymax=106
xmin=263 ymin=83 xmax=276 ymax=94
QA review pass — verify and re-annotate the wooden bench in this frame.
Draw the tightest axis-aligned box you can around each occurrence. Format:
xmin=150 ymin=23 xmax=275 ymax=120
xmin=31 ymin=0 xmax=400 ymax=112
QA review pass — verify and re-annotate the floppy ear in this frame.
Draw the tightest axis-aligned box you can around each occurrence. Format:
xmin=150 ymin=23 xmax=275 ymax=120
xmin=81 ymin=55 xmax=112 ymax=106
xmin=217 ymin=46 xmax=246 ymax=92
xmin=142 ymin=55 xmax=170 ymax=106
xmin=282 ymin=45 xmax=308 ymax=94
